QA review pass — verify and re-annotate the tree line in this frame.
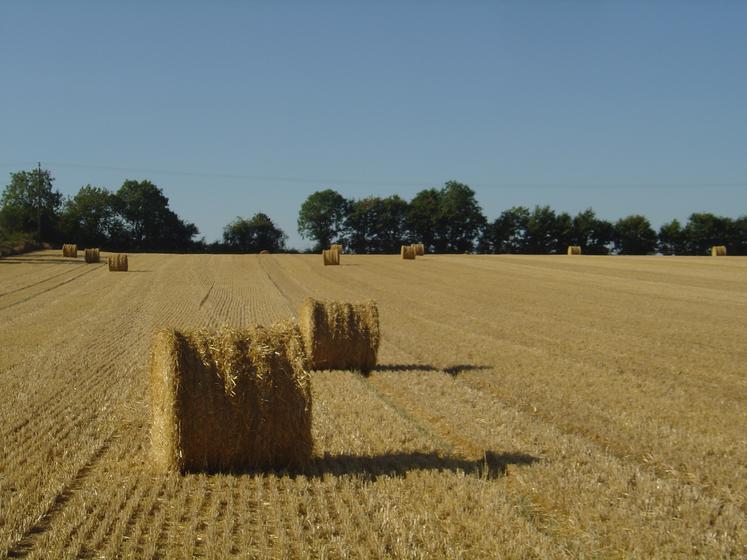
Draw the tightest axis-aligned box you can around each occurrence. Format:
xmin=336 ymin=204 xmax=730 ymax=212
xmin=1 ymin=167 xmax=745 ymax=255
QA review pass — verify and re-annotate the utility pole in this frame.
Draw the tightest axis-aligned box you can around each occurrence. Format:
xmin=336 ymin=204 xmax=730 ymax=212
xmin=36 ymin=162 xmax=43 ymax=242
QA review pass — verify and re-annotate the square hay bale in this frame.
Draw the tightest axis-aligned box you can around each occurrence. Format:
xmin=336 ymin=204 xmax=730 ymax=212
xmin=150 ymin=321 xmax=313 ymax=473
xmin=401 ymin=245 xmax=416 ymax=260
xmin=711 ymin=245 xmax=727 ymax=256
xmin=567 ymin=246 xmax=582 ymax=255
xmin=412 ymin=243 xmax=425 ymax=256
xmin=298 ymin=297 xmax=380 ymax=373
xmin=323 ymin=249 xmax=340 ymax=266
xmin=62 ymin=244 xmax=77 ymax=258
xmin=108 ymin=253 xmax=128 ymax=272
xmin=84 ymin=248 xmax=100 ymax=263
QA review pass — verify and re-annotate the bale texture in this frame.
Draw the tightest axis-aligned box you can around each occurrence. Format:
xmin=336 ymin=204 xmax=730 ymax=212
xmin=323 ymin=249 xmax=340 ymax=266
xmin=62 ymin=244 xmax=77 ymax=258
xmin=567 ymin=246 xmax=582 ymax=255
xmin=150 ymin=321 xmax=313 ymax=473
xmin=401 ymin=245 xmax=416 ymax=260
xmin=84 ymin=248 xmax=100 ymax=263
xmin=330 ymin=243 xmax=343 ymax=254
xmin=298 ymin=298 xmax=380 ymax=373
xmin=412 ymin=243 xmax=425 ymax=256
xmin=711 ymin=245 xmax=727 ymax=256
xmin=108 ymin=253 xmax=128 ymax=272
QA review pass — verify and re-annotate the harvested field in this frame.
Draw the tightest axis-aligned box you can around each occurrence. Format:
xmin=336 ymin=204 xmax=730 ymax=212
xmin=1 ymin=250 xmax=746 ymax=558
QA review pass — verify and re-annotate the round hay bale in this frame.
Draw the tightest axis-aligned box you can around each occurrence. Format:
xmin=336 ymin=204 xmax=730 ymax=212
xmin=412 ymin=243 xmax=425 ymax=256
xmin=322 ymin=249 xmax=340 ymax=266
xmin=567 ymin=245 xmax=582 ymax=255
xmin=401 ymin=245 xmax=416 ymax=260
xmin=108 ymin=253 xmax=128 ymax=272
xmin=330 ymin=243 xmax=343 ymax=254
xmin=84 ymin=248 xmax=100 ymax=263
xmin=711 ymin=245 xmax=727 ymax=256
xmin=62 ymin=244 xmax=77 ymax=258
xmin=298 ymin=297 xmax=380 ymax=373
xmin=259 ymin=250 xmax=270 ymax=254
xmin=149 ymin=321 xmax=313 ymax=473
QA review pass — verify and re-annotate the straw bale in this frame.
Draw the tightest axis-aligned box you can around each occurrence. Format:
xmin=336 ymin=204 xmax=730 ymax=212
xmin=62 ymin=244 xmax=77 ymax=258
xmin=108 ymin=253 xmax=128 ymax=272
xmin=84 ymin=248 xmax=100 ymax=263
xmin=298 ymin=298 xmax=380 ymax=373
xmin=330 ymin=243 xmax=343 ymax=254
xmin=323 ymin=249 xmax=340 ymax=266
xmin=401 ymin=245 xmax=416 ymax=260
xmin=567 ymin=246 xmax=582 ymax=255
xmin=150 ymin=321 xmax=313 ymax=473
xmin=412 ymin=243 xmax=425 ymax=256
xmin=711 ymin=245 xmax=727 ymax=256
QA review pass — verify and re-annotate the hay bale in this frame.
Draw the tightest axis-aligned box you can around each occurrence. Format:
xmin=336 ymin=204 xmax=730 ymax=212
xmin=567 ymin=245 xmax=582 ymax=255
xmin=401 ymin=245 xmax=416 ymax=260
xmin=84 ymin=248 xmax=100 ymax=263
xmin=298 ymin=298 xmax=380 ymax=373
xmin=150 ymin=321 xmax=313 ymax=473
xmin=108 ymin=253 xmax=128 ymax=272
xmin=62 ymin=244 xmax=77 ymax=258
xmin=259 ymin=250 xmax=270 ymax=254
xmin=330 ymin=243 xmax=343 ymax=254
xmin=412 ymin=243 xmax=425 ymax=256
xmin=711 ymin=245 xmax=727 ymax=256
xmin=322 ymin=249 xmax=340 ymax=266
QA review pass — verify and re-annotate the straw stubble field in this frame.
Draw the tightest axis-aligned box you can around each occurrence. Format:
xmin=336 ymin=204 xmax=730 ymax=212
xmin=0 ymin=251 xmax=746 ymax=558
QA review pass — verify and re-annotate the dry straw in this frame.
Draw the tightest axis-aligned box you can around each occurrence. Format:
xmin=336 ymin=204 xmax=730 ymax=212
xmin=711 ymin=245 xmax=727 ymax=256
xmin=150 ymin=321 xmax=313 ymax=473
xmin=62 ymin=244 xmax=77 ymax=258
xmin=298 ymin=297 xmax=380 ymax=373
xmin=412 ymin=243 xmax=425 ymax=256
xmin=401 ymin=245 xmax=416 ymax=260
xmin=567 ymin=246 xmax=582 ymax=255
xmin=259 ymin=250 xmax=270 ymax=254
xmin=330 ymin=243 xmax=343 ymax=254
xmin=323 ymin=249 xmax=340 ymax=266
xmin=108 ymin=253 xmax=128 ymax=272
xmin=84 ymin=248 xmax=100 ymax=263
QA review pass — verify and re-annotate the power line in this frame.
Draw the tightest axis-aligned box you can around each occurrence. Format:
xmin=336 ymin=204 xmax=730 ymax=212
xmin=1 ymin=160 xmax=746 ymax=190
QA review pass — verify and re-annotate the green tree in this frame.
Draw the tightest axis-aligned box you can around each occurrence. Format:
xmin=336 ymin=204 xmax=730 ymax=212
xmin=297 ymin=189 xmax=348 ymax=251
xmin=658 ymin=219 xmax=686 ymax=255
xmin=60 ymin=185 xmax=120 ymax=247
xmin=525 ymin=205 xmax=566 ymax=254
xmin=682 ymin=213 xmax=733 ymax=255
xmin=571 ymin=208 xmax=613 ymax=255
xmin=437 ymin=181 xmax=487 ymax=253
xmin=613 ymin=215 xmax=657 ymax=255
xmin=344 ymin=195 xmax=408 ymax=253
xmin=0 ymin=167 xmax=62 ymax=241
xmin=405 ymin=188 xmax=442 ymax=252
xmin=223 ymin=213 xmax=287 ymax=252
xmin=114 ymin=179 xmax=198 ymax=251
xmin=732 ymin=215 xmax=747 ymax=255
xmin=486 ymin=206 xmax=530 ymax=253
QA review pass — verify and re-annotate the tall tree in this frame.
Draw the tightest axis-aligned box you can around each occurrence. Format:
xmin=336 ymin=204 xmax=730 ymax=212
xmin=297 ymin=189 xmax=348 ymax=251
xmin=571 ymin=208 xmax=613 ymax=255
xmin=683 ymin=213 xmax=733 ymax=255
xmin=613 ymin=215 xmax=657 ymax=255
xmin=437 ymin=181 xmax=486 ymax=253
xmin=405 ymin=188 xmax=442 ymax=253
xmin=658 ymin=219 xmax=686 ymax=255
xmin=223 ymin=213 xmax=287 ymax=252
xmin=487 ymin=206 xmax=530 ymax=253
xmin=732 ymin=215 xmax=747 ymax=256
xmin=60 ymin=185 xmax=120 ymax=247
xmin=344 ymin=195 xmax=408 ymax=253
xmin=525 ymin=205 xmax=564 ymax=254
xmin=0 ymin=167 xmax=62 ymax=242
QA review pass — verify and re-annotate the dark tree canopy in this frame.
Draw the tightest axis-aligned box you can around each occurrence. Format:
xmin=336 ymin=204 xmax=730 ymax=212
xmin=683 ymin=213 xmax=733 ymax=256
xmin=297 ymin=189 xmax=348 ymax=251
xmin=344 ymin=196 xmax=408 ymax=254
xmin=405 ymin=188 xmax=442 ymax=253
xmin=60 ymin=185 xmax=120 ymax=248
xmin=658 ymin=219 xmax=686 ymax=256
xmin=223 ymin=213 xmax=287 ymax=253
xmin=571 ymin=208 xmax=613 ymax=255
xmin=613 ymin=215 xmax=658 ymax=255
xmin=0 ymin=168 xmax=62 ymax=241
xmin=437 ymin=181 xmax=486 ymax=253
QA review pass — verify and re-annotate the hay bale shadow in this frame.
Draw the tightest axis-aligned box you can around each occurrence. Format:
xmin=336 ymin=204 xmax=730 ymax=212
xmin=373 ymin=364 xmax=490 ymax=375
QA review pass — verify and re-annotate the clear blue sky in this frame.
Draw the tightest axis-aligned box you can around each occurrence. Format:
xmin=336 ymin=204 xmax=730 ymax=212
xmin=1 ymin=1 xmax=745 ymax=248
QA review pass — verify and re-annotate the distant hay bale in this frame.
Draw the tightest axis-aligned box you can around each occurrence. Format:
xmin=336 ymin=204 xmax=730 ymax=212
xmin=711 ymin=245 xmax=727 ymax=256
xmin=298 ymin=297 xmax=380 ymax=373
xmin=567 ymin=245 xmax=582 ymax=255
xmin=259 ymin=250 xmax=270 ymax=254
xmin=150 ymin=321 xmax=313 ymax=473
xmin=401 ymin=245 xmax=416 ymax=260
xmin=330 ymin=243 xmax=343 ymax=254
xmin=108 ymin=253 xmax=128 ymax=272
xmin=84 ymin=248 xmax=100 ymax=263
xmin=412 ymin=243 xmax=425 ymax=256
xmin=323 ymin=249 xmax=340 ymax=266
xmin=62 ymin=244 xmax=77 ymax=258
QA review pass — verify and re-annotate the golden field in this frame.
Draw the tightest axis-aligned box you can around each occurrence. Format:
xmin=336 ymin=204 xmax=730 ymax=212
xmin=0 ymin=250 xmax=746 ymax=559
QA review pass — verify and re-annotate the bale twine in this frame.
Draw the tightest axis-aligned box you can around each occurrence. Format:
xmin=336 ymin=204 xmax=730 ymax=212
xmin=298 ymin=297 xmax=380 ymax=373
xmin=84 ymin=248 xmax=100 ymax=263
xmin=322 ymin=249 xmax=340 ymax=266
xmin=711 ymin=245 xmax=727 ymax=256
xmin=150 ymin=321 xmax=313 ymax=473
xmin=401 ymin=245 xmax=416 ymax=260
xmin=567 ymin=246 xmax=582 ymax=255
xmin=412 ymin=243 xmax=425 ymax=256
xmin=108 ymin=253 xmax=128 ymax=272
xmin=62 ymin=244 xmax=77 ymax=258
